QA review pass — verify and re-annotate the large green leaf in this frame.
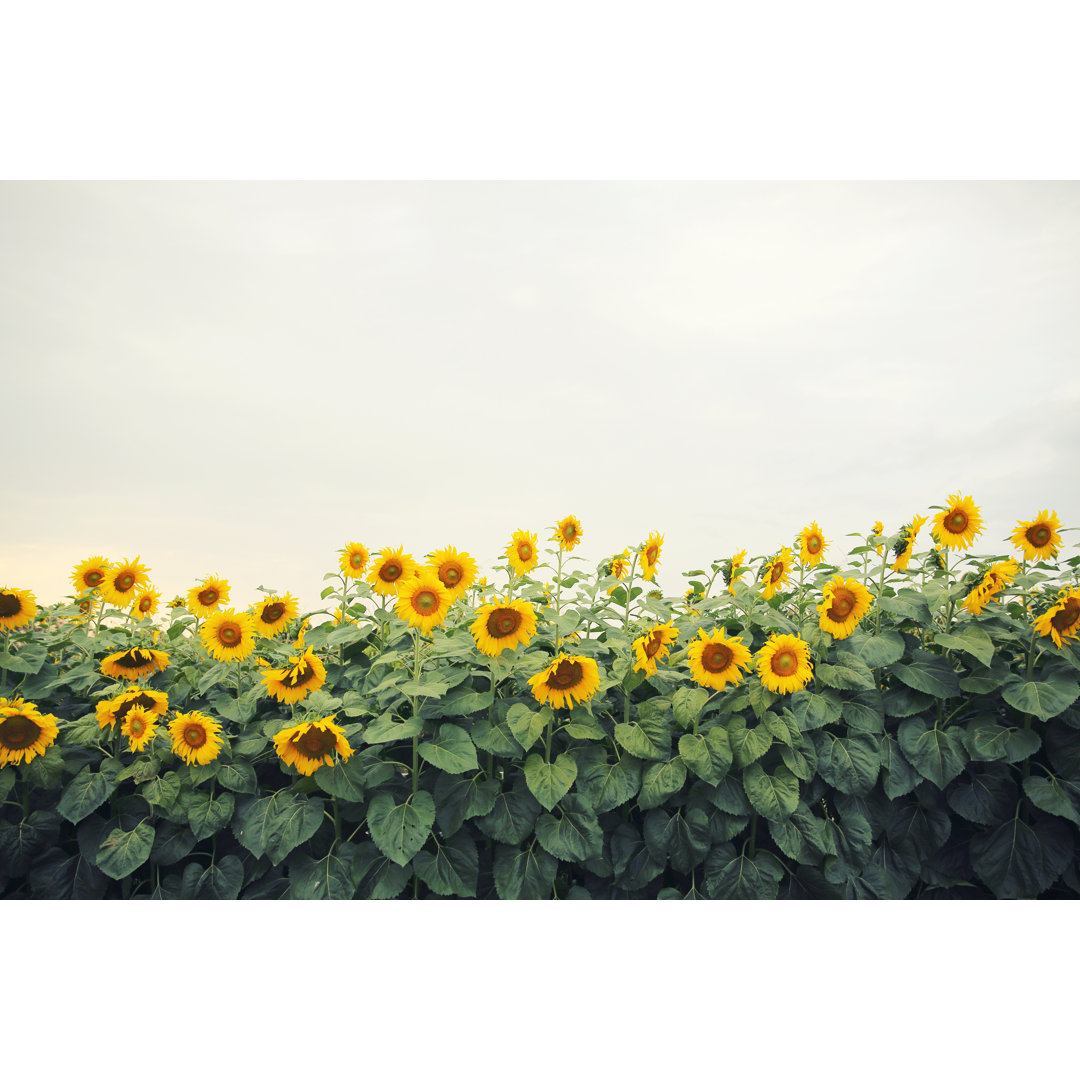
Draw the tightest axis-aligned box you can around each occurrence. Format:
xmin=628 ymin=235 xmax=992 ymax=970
xmin=878 ymin=734 xmax=920 ymax=799
xmin=704 ymin=845 xmax=785 ymax=899
xmin=789 ymin=689 xmax=843 ymax=730
xmin=289 ymin=850 xmax=356 ymax=900
xmin=1002 ymin=676 xmax=1080 ymax=722
xmin=893 ymin=652 xmax=960 ymax=699
xmin=610 ymin=823 xmax=666 ymax=892
xmin=897 ymin=718 xmax=967 ymax=788
xmin=742 ymin=762 xmax=799 ymax=821
xmin=266 ymin=795 xmax=325 ymax=865
xmin=476 ymin=787 xmax=542 ymax=845
xmin=576 ymin=754 xmax=642 ymax=812
xmin=726 ymin=716 xmax=773 ymax=768
xmin=183 ymin=789 xmax=236 ymax=842
xmin=413 ymin=833 xmax=479 ymax=897
xmin=886 ymin=799 xmax=951 ymax=859
xmin=433 ymin=772 xmax=501 ymax=836
xmin=469 ymin=717 xmax=520 ymax=757
xmin=814 ymin=732 xmax=880 ymax=796
xmin=194 ymin=854 xmax=245 ymax=900
xmin=534 ymin=795 xmax=603 ymax=862
xmin=643 ymin=808 xmax=711 ymax=873
xmin=506 ymin=703 xmax=548 ymax=752
xmin=352 ymin=842 xmax=410 ymax=899
xmin=140 ymin=772 xmax=182 ymax=812
xmin=841 ymin=692 xmax=885 ymax=734
xmin=947 ymin=769 xmax=1017 ymax=826
xmin=970 ymin=816 xmax=1075 ymax=899
xmin=57 ymin=766 xmax=114 ymax=825
xmin=638 ymin=758 xmax=688 ymax=809
xmin=216 ymin=760 xmax=258 ymax=794
xmin=0 ymin=642 xmax=47 ymax=674
xmin=814 ymin=656 xmax=876 ymax=691
xmin=672 ymin=687 xmax=710 ymax=730
xmin=840 ymin=629 xmax=906 ymax=668
xmin=678 ymin=727 xmax=732 ymax=784
xmin=1023 ymin=775 xmax=1080 ymax=826
xmin=417 ymin=723 xmax=479 ymax=775
xmin=362 ymin=711 xmax=424 ymax=744
xmin=614 ymin=713 xmax=671 ymax=761
xmin=367 ymin=790 xmax=436 ymax=867
xmin=524 ymin=752 xmax=578 ymax=812
xmin=934 ymin=625 xmax=995 ymax=668
xmin=436 ymin=689 xmax=494 ymax=719
xmin=493 ymin=841 xmax=557 ymax=899
xmin=96 ymin=822 xmax=155 ymax=880
xmin=313 ymin=752 xmax=368 ymax=801
xmin=963 ymin=720 xmax=1041 ymax=764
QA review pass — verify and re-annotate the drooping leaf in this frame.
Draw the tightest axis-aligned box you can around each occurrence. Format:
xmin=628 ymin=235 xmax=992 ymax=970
xmin=970 ymin=816 xmax=1075 ymax=899
xmin=814 ymin=731 xmax=881 ymax=795
xmin=637 ymin=758 xmax=688 ymax=809
xmin=1002 ymin=676 xmax=1080 ymax=722
xmin=367 ymin=790 xmax=436 ymax=867
xmin=57 ymin=766 xmax=114 ymax=825
xmin=742 ymin=762 xmax=800 ymax=821
xmin=534 ymin=795 xmax=603 ymax=862
xmin=96 ymin=822 xmax=155 ymax=881
xmin=897 ymin=718 xmax=967 ymax=789
xmin=413 ymin=832 xmax=479 ymax=897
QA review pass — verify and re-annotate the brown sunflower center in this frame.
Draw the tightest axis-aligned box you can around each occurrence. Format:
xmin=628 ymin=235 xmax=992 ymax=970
xmin=78 ymin=598 xmax=93 ymax=615
xmin=1052 ymin=599 xmax=1080 ymax=633
xmin=262 ymin=603 xmax=285 ymax=623
xmin=116 ymin=649 xmax=152 ymax=669
xmin=350 ymin=551 xmax=366 ymax=569
xmin=297 ymin=728 xmax=336 ymax=759
xmin=284 ymin=660 xmax=316 ymax=688
xmin=411 ymin=589 xmax=439 ymax=614
xmin=771 ymin=648 xmax=798 ymax=677
xmin=0 ymin=593 xmax=22 ymax=617
xmin=116 ymin=572 xmax=136 ymax=592
xmin=946 ymin=511 xmax=969 ymax=534
xmin=138 ymin=596 xmax=153 ymax=612
xmin=646 ymin=545 xmax=658 ymax=564
xmin=644 ymin=633 xmax=664 ymax=658
xmin=488 ymin=608 xmax=522 ymax=638
xmin=563 ymin=525 xmax=577 ymax=539
xmin=440 ymin=564 xmax=462 ymax=586
xmin=829 ymin=589 xmax=855 ymax=620
xmin=129 ymin=715 xmax=147 ymax=738
xmin=1026 ymin=525 xmax=1051 ymax=548
xmin=380 ymin=561 xmax=403 ymax=582
xmin=183 ymin=723 xmax=208 ymax=748
xmin=0 ymin=713 xmax=38 ymax=749
xmin=770 ymin=562 xmax=784 ymax=584
xmin=116 ymin=693 xmax=156 ymax=721
xmin=807 ymin=535 xmax=821 ymax=554
xmin=517 ymin=543 xmax=533 ymax=562
xmin=548 ymin=660 xmax=582 ymax=690
xmin=86 ymin=570 xmax=104 ymax=586
xmin=198 ymin=588 xmax=218 ymax=606
xmin=701 ymin=642 xmax=733 ymax=673
xmin=218 ymin=624 xmax=241 ymax=646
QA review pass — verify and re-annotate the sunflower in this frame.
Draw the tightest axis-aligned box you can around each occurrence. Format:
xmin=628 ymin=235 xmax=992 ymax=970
xmin=528 ymin=654 xmax=601 ymax=710
xmin=553 ymin=515 xmax=583 ymax=552
xmin=70 ymin=555 xmax=110 ymax=595
xmin=963 ymin=559 xmax=1020 ymax=616
xmin=0 ymin=587 xmax=38 ymax=632
xmin=262 ymin=647 xmax=328 ymax=704
xmin=100 ymin=647 xmax=171 ymax=681
xmin=640 ymin=531 xmax=664 ymax=582
xmin=686 ymin=628 xmax=753 ymax=691
xmin=506 ymin=530 xmax=540 ymax=577
xmin=169 ymin=711 xmax=225 ymax=767
xmin=121 ymin=704 xmax=159 ymax=753
xmin=338 ymin=541 xmax=371 ymax=580
xmin=1033 ymin=589 xmax=1080 ymax=649
xmin=470 ymin=597 xmax=537 ymax=656
xmin=73 ymin=594 xmax=97 ymax=623
xmin=892 ymin=514 xmax=929 ymax=571
xmin=632 ymin=620 xmax=680 ymax=677
xmin=817 ymin=577 xmax=874 ymax=639
xmin=131 ymin=588 xmax=161 ymax=620
xmin=96 ymin=688 xmax=169 ymax=730
xmin=366 ymin=546 xmax=419 ymax=596
xmin=0 ymin=699 xmax=60 ymax=768
xmin=607 ymin=550 xmax=631 ymax=581
xmin=871 ymin=522 xmax=885 ymax=555
xmin=427 ymin=545 xmax=479 ymax=600
xmin=395 ymin=571 xmax=452 ymax=634
xmin=726 ymin=549 xmax=748 ymax=595
xmin=760 ymin=547 xmax=793 ymax=600
xmin=200 ymin=609 xmax=257 ymax=663
xmin=756 ymin=633 xmax=814 ymax=695
xmin=101 ymin=557 xmax=150 ymax=608
xmin=931 ymin=493 xmax=984 ymax=551
xmin=797 ymin=522 xmax=829 ymax=567
xmin=251 ymin=593 xmax=299 ymax=638
xmin=1011 ymin=510 xmax=1062 ymax=563
xmin=186 ymin=575 xmax=231 ymax=618
xmin=273 ymin=716 xmax=354 ymax=776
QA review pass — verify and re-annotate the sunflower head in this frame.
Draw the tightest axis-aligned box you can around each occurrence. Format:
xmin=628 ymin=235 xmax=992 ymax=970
xmin=1011 ymin=510 xmax=1062 ymax=563
xmin=121 ymin=705 xmax=159 ymax=753
xmin=427 ymin=545 xmax=479 ymax=599
xmin=251 ymin=593 xmax=299 ymax=638
xmin=262 ymin=647 xmax=328 ymax=704
xmin=470 ymin=597 xmax=538 ymax=657
xmin=366 ymin=546 xmax=419 ymax=596
xmin=871 ymin=521 xmax=884 ymax=554
xmin=169 ymin=711 xmax=225 ymax=767
xmin=527 ymin=654 xmax=601 ymax=711
xmin=339 ymin=541 xmax=371 ymax=580
xmin=0 ymin=587 xmax=38 ymax=632
xmin=70 ymin=556 xmax=110 ymax=595
xmin=607 ymin=550 xmax=631 ymax=581
xmin=931 ymin=493 xmax=984 ymax=551
xmin=632 ymin=620 xmax=680 ymax=678
xmin=640 ymin=532 xmax=664 ymax=582
xmin=186 ymin=575 xmax=231 ymax=618
xmin=553 ymin=515 xmax=583 ymax=552
xmin=100 ymin=647 xmax=171 ymax=681
xmin=199 ymin=609 xmax=257 ymax=663
xmin=273 ymin=716 xmax=353 ymax=776
xmin=506 ymin=529 xmax=540 ymax=577
xmin=0 ymin=699 xmax=60 ymax=768
xmin=1033 ymin=588 xmax=1080 ymax=649
xmin=97 ymin=688 xmax=169 ymax=730
xmin=760 ymin=547 xmax=793 ymax=600
xmin=797 ymin=522 xmax=829 ymax=567
xmin=687 ymin=627 xmax=753 ymax=691
xmin=756 ymin=633 xmax=813 ymax=695
xmin=101 ymin=557 xmax=151 ymax=608
xmin=395 ymin=571 xmax=453 ymax=634
xmin=132 ymin=588 xmax=161 ymax=620
xmin=817 ymin=577 xmax=874 ymax=639
xmin=963 ymin=559 xmax=1020 ymax=616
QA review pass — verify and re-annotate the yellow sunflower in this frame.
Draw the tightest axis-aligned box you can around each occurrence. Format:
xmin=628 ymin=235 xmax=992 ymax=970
xmin=727 ymin=549 xmax=748 ymax=595
xmin=528 ymin=654 xmax=601 ymax=710
xmin=186 ymin=575 xmax=231 ymax=618
xmin=1011 ymin=510 xmax=1062 ymax=563
xmin=101 ymin=557 xmax=150 ymax=608
xmin=70 ymin=555 xmax=110 ymax=595
xmin=963 ymin=559 xmax=1020 ymax=616
xmin=0 ymin=587 xmax=38 ymax=632
xmin=817 ymin=577 xmax=874 ymax=639
xmin=608 ymin=550 xmax=631 ymax=581
xmin=0 ymin=699 xmax=60 ymax=768
xmin=760 ymin=547 xmax=793 ymax=600
xmin=395 ymin=571 xmax=453 ymax=634
xmin=339 ymin=541 xmax=371 ymax=580
xmin=892 ymin=514 xmax=929 ymax=571
xmin=367 ymin=546 xmax=419 ymax=596
xmin=73 ymin=594 xmax=97 ymax=623
xmin=169 ymin=711 xmax=225 ymax=767
xmin=686 ymin=627 xmax=753 ymax=691
xmin=632 ymin=620 xmax=680 ymax=678
xmin=871 ymin=522 xmax=885 ymax=555
xmin=200 ymin=609 xmax=257 ymax=663
xmin=470 ymin=597 xmax=538 ymax=656
xmin=100 ymin=647 xmax=171 ymax=681
xmin=553 ymin=515 xmax=584 ymax=552
xmin=427 ymin=545 xmax=479 ymax=600
xmin=131 ymin=588 xmax=161 ymax=620
xmin=506 ymin=529 xmax=540 ymax=577
xmin=96 ymin=688 xmax=170 ymax=730
xmin=640 ymin=531 xmax=664 ymax=582
xmin=251 ymin=593 xmax=299 ymax=638
xmin=261 ymin=647 xmax=328 ymax=704
xmin=1033 ymin=589 xmax=1080 ymax=649
xmin=273 ymin=716 xmax=354 ymax=776
xmin=797 ymin=522 xmax=829 ymax=567
xmin=121 ymin=705 xmax=158 ymax=753
xmin=756 ymin=633 xmax=814 ymax=695
xmin=931 ymin=493 xmax=984 ymax=551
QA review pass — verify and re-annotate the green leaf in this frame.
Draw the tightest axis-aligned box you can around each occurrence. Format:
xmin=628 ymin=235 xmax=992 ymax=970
xmin=288 ymin=850 xmax=355 ymax=900
xmin=438 ymin=689 xmax=494 ymax=718
xmin=524 ymin=752 xmax=578 ymax=812
xmin=506 ymin=703 xmax=547 ymax=752
xmin=893 ymin=652 xmax=960 ymax=699
xmin=1023 ymin=775 xmax=1080 ymax=826
xmin=742 ymin=762 xmax=800 ymax=821
xmin=879 ymin=734 xmax=920 ymax=798
xmin=476 ymin=787 xmax=542 ymax=845
xmin=886 ymin=799 xmax=951 ymax=859
xmin=610 ymin=823 xmax=666 ymax=892
xmin=265 ymin=795 xmax=325 ymax=865
xmin=183 ymin=789 xmax=236 ymax=842
xmin=841 ymin=692 xmax=885 ymax=734
xmin=964 ymin=720 xmax=1041 ymax=764
xmin=469 ymin=717 xmax=520 ymax=757
xmin=704 ymin=845 xmax=785 ymax=899
xmin=195 ymin=854 xmax=245 ymax=900
xmin=576 ymin=754 xmax=643 ymax=812
xmin=672 ymin=687 xmax=710 ymax=730
xmin=140 ymin=772 xmax=182 ymax=812
xmin=413 ymin=833 xmax=479 ymax=897
xmin=877 ymin=590 xmax=931 ymax=625
xmin=814 ymin=732 xmax=880 ymax=795
xmin=418 ymin=723 xmax=479 ymax=775
xmin=0 ymin=642 xmax=47 ymax=675
xmin=677 ymin=727 xmax=732 ymax=784
xmin=970 ymin=816 xmax=1075 ymax=899
xmin=790 ymin=689 xmax=843 ymax=730
xmin=367 ymin=790 xmax=436 ymax=867
xmin=840 ymin=629 xmax=905 ymax=668
xmin=362 ymin=711 xmax=424 ymax=744
xmin=399 ymin=678 xmax=450 ymax=698
xmin=934 ymin=625 xmax=995 ymax=668
xmin=96 ymin=822 xmax=155 ymax=880
xmin=613 ymin=712 xmax=671 ymax=761
xmin=1002 ymin=676 xmax=1080 ymax=722
xmin=638 ymin=758 xmax=688 ymax=809
xmin=57 ymin=766 xmax=114 ymax=825
xmin=312 ymin=752 xmax=368 ymax=800
xmin=897 ymin=719 xmax=967 ymax=789
xmin=726 ymin=716 xmax=773 ymax=768
xmin=947 ymin=769 xmax=1017 ymax=826
xmin=216 ymin=760 xmax=258 ymax=794
xmin=534 ymin=794 xmax=603 ymax=862
xmin=353 ymin=842 xmax=410 ymax=899
xmin=493 ymin=842 xmax=557 ymax=899
xmin=562 ymin=711 xmax=606 ymax=740
xmin=433 ymin=772 xmax=500 ymax=836
xmin=814 ymin=656 xmax=876 ymax=691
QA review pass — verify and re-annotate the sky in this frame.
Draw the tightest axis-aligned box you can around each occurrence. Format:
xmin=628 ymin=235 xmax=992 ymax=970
xmin=3 ymin=180 xmax=1079 ymax=614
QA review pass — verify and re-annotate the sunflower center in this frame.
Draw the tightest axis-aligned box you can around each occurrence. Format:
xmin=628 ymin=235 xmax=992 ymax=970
xmin=0 ymin=714 xmax=38 ymax=749
xmin=1026 ymin=525 xmax=1051 ymax=548
xmin=381 ymin=562 xmax=402 ymax=582
xmin=441 ymin=565 xmax=462 ymax=586
xmin=183 ymin=724 xmax=207 ymax=748
xmin=130 ymin=716 xmax=147 ymax=738
xmin=646 ymin=545 xmax=658 ymax=564
xmin=0 ymin=594 xmax=21 ymax=617
xmin=488 ymin=609 xmax=522 ymax=638
xmin=78 ymin=599 xmax=93 ymax=614
xmin=262 ymin=603 xmax=285 ymax=623
xmin=198 ymin=588 xmax=218 ymax=606
xmin=807 ymin=535 xmax=821 ymax=554
xmin=549 ymin=660 xmax=582 ymax=690
xmin=285 ymin=660 xmax=316 ymax=687
xmin=644 ymin=633 xmax=664 ymax=658
xmin=116 ymin=572 xmax=136 ymax=592
xmin=770 ymin=562 xmax=784 ymax=584
xmin=946 ymin=511 xmax=969 ymax=534
xmin=116 ymin=693 xmax=155 ymax=721
xmin=517 ymin=543 xmax=533 ymax=562
xmin=829 ymin=590 xmax=855 ymax=620
xmin=563 ymin=525 xmax=577 ymax=539
xmin=701 ymin=642 xmax=733 ymax=672
xmin=1052 ymin=599 xmax=1080 ymax=633
xmin=219 ymin=624 xmax=241 ymax=645
xmin=412 ymin=589 xmax=439 ymax=614
xmin=86 ymin=570 xmax=104 ymax=586
xmin=297 ymin=728 xmax=336 ymax=759
xmin=350 ymin=551 xmax=366 ymax=569
xmin=139 ymin=596 xmax=153 ymax=612
xmin=116 ymin=649 xmax=152 ymax=668
xmin=771 ymin=649 xmax=798 ymax=677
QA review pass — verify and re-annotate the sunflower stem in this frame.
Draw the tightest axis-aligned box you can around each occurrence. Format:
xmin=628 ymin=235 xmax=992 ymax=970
xmin=1 ymin=632 xmax=8 ymax=694
xmin=872 ymin=544 xmax=890 ymax=634
xmin=410 ymin=629 xmax=423 ymax=797
xmin=339 ymin=576 xmax=349 ymax=666
xmin=554 ymin=548 xmax=564 ymax=649
xmin=332 ymin=796 xmax=342 ymax=848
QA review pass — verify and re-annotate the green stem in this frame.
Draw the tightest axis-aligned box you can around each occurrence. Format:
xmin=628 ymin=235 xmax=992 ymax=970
xmin=622 ymin=554 xmax=640 ymax=727
xmin=872 ymin=545 xmax=890 ymax=634
xmin=554 ymin=548 xmax=564 ymax=649
xmin=339 ymin=576 xmax=349 ymax=665
xmin=1 ymin=632 xmax=8 ymax=695
xmin=332 ymin=796 xmax=342 ymax=849
xmin=410 ymin=629 xmax=423 ymax=797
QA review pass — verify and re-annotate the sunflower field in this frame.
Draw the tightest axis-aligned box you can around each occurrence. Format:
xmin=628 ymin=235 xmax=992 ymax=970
xmin=2 ymin=497 xmax=1080 ymax=900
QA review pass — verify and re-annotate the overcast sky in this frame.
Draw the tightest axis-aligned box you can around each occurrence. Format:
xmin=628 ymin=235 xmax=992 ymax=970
xmin=3 ymin=181 xmax=1079 ymax=614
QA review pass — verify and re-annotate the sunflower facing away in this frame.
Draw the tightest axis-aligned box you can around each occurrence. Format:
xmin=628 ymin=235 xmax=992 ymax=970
xmin=339 ymin=541 xmax=371 ymax=580
xmin=1032 ymin=588 xmax=1080 ymax=649
xmin=262 ymin=647 xmax=328 ymax=704
xmin=0 ymin=587 xmax=37 ymax=632
xmin=726 ymin=549 xmax=748 ymax=595
xmin=553 ymin=515 xmax=584 ymax=552
xmin=892 ymin=514 xmax=929 ymax=571
xmin=367 ymin=546 xmax=419 ymax=596
xmin=186 ymin=575 xmax=231 ymax=618
xmin=797 ymin=522 xmax=829 ymax=567
xmin=121 ymin=704 xmax=159 ymax=753
xmin=0 ymin=698 xmax=60 ymax=768
xmin=760 ymin=547 xmax=793 ymax=600
xmin=100 ymin=647 xmax=171 ymax=681
xmin=528 ymin=654 xmax=601 ymax=710
xmin=273 ymin=716 xmax=353 ymax=776
xmin=640 ymin=532 xmax=664 ymax=582
xmin=427 ymin=545 xmax=479 ymax=599
xmin=200 ymin=609 xmax=257 ymax=663
xmin=608 ymin=550 xmax=631 ymax=581
xmin=251 ymin=593 xmax=299 ymax=638
xmin=817 ymin=577 xmax=874 ymax=639
xmin=963 ymin=559 xmax=1020 ymax=616
xmin=871 ymin=521 xmax=884 ymax=555
xmin=96 ymin=688 xmax=169 ymax=730
xmin=756 ymin=633 xmax=814 ymax=695
xmin=686 ymin=627 xmax=753 ymax=691
xmin=632 ymin=620 xmax=680 ymax=678
xmin=101 ymin=557 xmax=150 ymax=608
xmin=131 ymin=588 xmax=161 ymax=620
xmin=470 ymin=597 xmax=538 ymax=656
xmin=70 ymin=555 xmax=110 ymax=595
xmin=1011 ymin=510 xmax=1062 ymax=563
xmin=169 ymin=711 xmax=225 ymax=766
xmin=506 ymin=529 xmax=540 ymax=577
xmin=931 ymin=493 xmax=984 ymax=551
